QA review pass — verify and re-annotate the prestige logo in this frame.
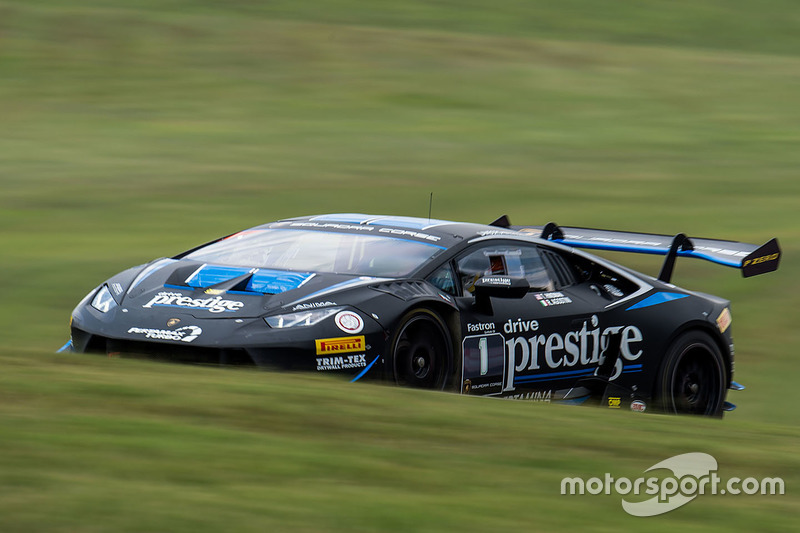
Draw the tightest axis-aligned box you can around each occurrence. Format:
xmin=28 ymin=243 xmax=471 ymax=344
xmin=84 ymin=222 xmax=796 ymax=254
xmin=315 ymin=336 xmax=366 ymax=355
xmin=143 ymin=291 xmax=244 ymax=314
xmin=503 ymin=317 xmax=644 ymax=392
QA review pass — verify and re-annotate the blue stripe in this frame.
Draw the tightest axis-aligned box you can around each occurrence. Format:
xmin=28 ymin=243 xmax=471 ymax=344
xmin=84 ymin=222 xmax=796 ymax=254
xmin=556 ymin=240 xmax=742 ymax=268
xmin=57 ymin=340 xmax=73 ymax=353
xmin=351 ymin=355 xmax=381 ymax=382
xmin=515 ymin=368 xmax=595 ymax=383
xmin=514 ymin=364 xmax=644 ymax=384
xmin=626 ymin=292 xmax=688 ymax=311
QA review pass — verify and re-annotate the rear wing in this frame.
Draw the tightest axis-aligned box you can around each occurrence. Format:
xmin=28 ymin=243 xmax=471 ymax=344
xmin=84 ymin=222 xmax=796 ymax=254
xmin=489 ymin=216 xmax=780 ymax=283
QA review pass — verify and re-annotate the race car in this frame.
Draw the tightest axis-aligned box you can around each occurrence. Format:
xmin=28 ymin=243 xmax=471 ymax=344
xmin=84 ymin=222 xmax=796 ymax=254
xmin=61 ymin=213 xmax=780 ymax=416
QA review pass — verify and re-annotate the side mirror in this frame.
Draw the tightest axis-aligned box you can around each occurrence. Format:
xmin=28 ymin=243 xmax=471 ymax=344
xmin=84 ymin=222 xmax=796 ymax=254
xmin=473 ymin=276 xmax=529 ymax=313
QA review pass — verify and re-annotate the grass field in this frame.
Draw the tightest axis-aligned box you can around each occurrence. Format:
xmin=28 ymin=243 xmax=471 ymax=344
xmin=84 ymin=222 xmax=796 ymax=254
xmin=1 ymin=1 xmax=798 ymax=530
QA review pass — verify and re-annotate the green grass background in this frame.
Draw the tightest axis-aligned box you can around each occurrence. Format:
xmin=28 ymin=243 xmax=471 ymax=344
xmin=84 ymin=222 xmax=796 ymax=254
xmin=1 ymin=1 xmax=798 ymax=530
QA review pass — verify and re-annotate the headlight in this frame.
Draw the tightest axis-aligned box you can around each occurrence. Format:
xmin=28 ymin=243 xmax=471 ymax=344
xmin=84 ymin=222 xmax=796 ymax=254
xmin=265 ymin=307 xmax=343 ymax=329
xmin=91 ymin=285 xmax=117 ymax=313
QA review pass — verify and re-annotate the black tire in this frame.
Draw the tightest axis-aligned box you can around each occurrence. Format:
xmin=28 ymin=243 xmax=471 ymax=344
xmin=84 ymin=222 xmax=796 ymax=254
xmin=391 ymin=309 xmax=452 ymax=390
xmin=656 ymin=331 xmax=727 ymax=416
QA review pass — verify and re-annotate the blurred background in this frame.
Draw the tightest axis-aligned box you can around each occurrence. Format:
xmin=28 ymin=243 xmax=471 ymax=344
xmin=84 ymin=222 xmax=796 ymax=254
xmin=1 ymin=1 xmax=798 ymax=530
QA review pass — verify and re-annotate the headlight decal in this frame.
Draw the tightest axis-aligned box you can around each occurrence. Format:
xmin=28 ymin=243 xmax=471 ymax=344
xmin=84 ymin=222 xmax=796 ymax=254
xmin=264 ymin=307 xmax=343 ymax=329
xmin=91 ymin=285 xmax=117 ymax=313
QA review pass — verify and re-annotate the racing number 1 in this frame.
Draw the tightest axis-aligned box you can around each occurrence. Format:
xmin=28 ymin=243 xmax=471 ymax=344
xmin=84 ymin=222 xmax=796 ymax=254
xmin=478 ymin=337 xmax=488 ymax=376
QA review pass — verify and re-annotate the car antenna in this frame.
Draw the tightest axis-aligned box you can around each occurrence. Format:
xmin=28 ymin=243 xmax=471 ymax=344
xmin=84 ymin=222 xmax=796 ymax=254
xmin=428 ymin=192 xmax=433 ymax=223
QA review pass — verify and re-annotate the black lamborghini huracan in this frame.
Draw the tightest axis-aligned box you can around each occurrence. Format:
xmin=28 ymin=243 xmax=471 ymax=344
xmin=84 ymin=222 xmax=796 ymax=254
xmin=62 ymin=213 xmax=780 ymax=415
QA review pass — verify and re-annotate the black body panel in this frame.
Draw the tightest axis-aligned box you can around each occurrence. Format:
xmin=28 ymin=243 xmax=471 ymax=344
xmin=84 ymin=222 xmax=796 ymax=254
xmin=63 ymin=213 xmax=768 ymax=415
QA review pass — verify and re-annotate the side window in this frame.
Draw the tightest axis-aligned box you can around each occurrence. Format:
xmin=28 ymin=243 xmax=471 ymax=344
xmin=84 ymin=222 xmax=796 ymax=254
xmin=427 ymin=264 xmax=457 ymax=296
xmin=548 ymin=249 xmax=638 ymax=299
xmin=455 ymin=244 xmax=554 ymax=294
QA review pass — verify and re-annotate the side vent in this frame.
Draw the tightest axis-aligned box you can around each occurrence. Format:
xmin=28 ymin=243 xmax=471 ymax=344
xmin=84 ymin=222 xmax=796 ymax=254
xmin=371 ymin=281 xmax=441 ymax=301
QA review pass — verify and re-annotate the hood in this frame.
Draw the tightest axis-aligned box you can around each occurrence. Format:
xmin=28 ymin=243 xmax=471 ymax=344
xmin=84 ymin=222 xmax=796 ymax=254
xmin=119 ymin=259 xmax=390 ymax=319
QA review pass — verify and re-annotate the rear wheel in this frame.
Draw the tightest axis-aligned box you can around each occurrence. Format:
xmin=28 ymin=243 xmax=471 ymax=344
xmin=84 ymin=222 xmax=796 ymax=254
xmin=391 ymin=309 xmax=451 ymax=390
xmin=657 ymin=331 xmax=727 ymax=416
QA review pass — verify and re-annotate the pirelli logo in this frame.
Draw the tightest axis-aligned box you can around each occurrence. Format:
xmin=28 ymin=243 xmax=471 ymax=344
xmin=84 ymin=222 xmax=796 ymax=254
xmin=315 ymin=336 xmax=366 ymax=355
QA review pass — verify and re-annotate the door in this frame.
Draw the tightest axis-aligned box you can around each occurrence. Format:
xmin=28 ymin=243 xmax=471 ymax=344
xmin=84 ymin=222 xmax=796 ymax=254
xmin=451 ymin=240 xmax=615 ymax=398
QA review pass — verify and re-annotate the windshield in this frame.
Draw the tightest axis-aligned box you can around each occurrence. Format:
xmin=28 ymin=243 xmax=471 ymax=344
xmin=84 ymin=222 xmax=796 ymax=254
xmin=184 ymin=229 xmax=445 ymax=277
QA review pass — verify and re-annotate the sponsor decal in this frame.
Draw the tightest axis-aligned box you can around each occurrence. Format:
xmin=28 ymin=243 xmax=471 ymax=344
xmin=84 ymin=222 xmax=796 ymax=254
xmin=467 ymin=322 xmax=495 ymax=333
xmin=288 ymin=222 xmax=442 ymax=243
xmin=204 ymin=288 xmax=225 ymax=295
xmin=476 ymin=229 xmax=519 ymax=237
xmin=315 ymin=336 xmax=366 ymax=355
xmin=290 ymin=221 xmax=377 ymax=232
xmin=463 ymin=379 xmax=472 ymax=394
xmin=482 ymin=276 xmax=512 ymax=286
xmin=608 ymin=397 xmax=622 ymax=409
xmin=292 ymin=301 xmax=337 ymax=312
xmin=111 ymin=283 xmax=124 ymax=296
xmin=377 ymin=227 xmax=441 ymax=242
xmin=127 ymin=326 xmax=202 ymax=343
xmin=535 ymin=291 xmax=573 ymax=307
xmin=506 ymin=390 xmax=552 ymax=402
xmin=716 ymin=308 xmax=732 ymax=334
xmin=742 ymin=252 xmax=779 ymax=268
xmin=143 ymin=291 xmax=244 ymax=314
xmin=469 ymin=381 xmax=503 ymax=391
xmin=316 ymin=354 xmax=367 ymax=371
xmin=503 ymin=318 xmax=539 ymax=334
xmin=334 ymin=311 xmax=364 ymax=334
xmin=503 ymin=317 xmax=644 ymax=392
xmin=631 ymin=400 xmax=647 ymax=412
xmin=166 ymin=318 xmax=181 ymax=327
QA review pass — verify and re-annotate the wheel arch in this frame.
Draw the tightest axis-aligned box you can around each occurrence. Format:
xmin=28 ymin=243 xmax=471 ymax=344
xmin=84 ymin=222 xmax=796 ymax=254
xmin=391 ymin=299 xmax=462 ymax=390
xmin=662 ymin=321 xmax=732 ymax=389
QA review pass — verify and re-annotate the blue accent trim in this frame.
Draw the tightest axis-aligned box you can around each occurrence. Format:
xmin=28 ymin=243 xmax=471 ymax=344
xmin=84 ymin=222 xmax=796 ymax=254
xmin=186 ymin=264 xmax=250 ymax=287
xmin=164 ymin=284 xmax=189 ymax=291
xmin=351 ymin=355 xmax=381 ymax=382
xmin=247 ymin=269 xmax=314 ymax=294
xmin=514 ymin=364 xmax=643 ymax=384
xmin=183 ymin=265 xmax=313 ymax=295
xmin=57 ymin=340 xmax=73 ymax=353
xmin=515 ymin=368 xmax=595 ymax=383
xmin=626 ymin=292 xmax=689 ymax=311
xmin=556 ymin=239 xmax=742 ymax=268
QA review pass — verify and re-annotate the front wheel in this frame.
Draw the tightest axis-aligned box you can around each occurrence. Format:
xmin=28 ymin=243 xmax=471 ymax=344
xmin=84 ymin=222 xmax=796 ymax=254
xmin=391 ymin=309 xmax=452 ymax=390
xmin=656 ymin=331 xmax=727 ymax=416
